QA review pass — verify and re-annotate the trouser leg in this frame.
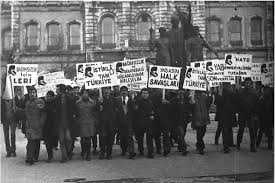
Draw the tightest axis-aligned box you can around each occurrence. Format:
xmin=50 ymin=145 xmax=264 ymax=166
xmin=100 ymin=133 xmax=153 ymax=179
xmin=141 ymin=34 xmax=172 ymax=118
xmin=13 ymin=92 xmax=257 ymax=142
xmin=99 ymin=131 xmax=106 ymax=155
xmin=116 ymin=130 xmax=120 ymax=144
xmin=59 ymin=128 xmax=68 ymax=160
xmin=146 ymin=127 xmax=154 ymax=155
xmin=137 ymin=129 xmax=144 ymax=153
xmin=26 ymin=139 xmax=34 ymax=161
xmin=10 ymin=122 xmax=17 ymax=153
xmin=3 ymin=123 xmax=11 ymax=154
xmin=215 ymin=122 xmax=222 ymax=144
xmin=163 ymin=130 xmax=171 ymax=153
xmin=222 ymin=126 xmax=230 ymax=151
xmin=106 ymin=131 xmax=114 ymax=156
xmin=85 ymin=137 xmax=91 ymax=155
xmin=256 ymin=127 xmax=264 ymax=146
xmin=229 ymin=128 xmax=234 ymax=146
xmin=92 ymin=135 xmax=97 ymax=149
xmin=266 ymin=128 xmax=273 ymax=149
xmin=237 ymin=122 xmax=245 ymax=145
xmin=153 ymin=120 xmax=162 ymax=152
xmin=66 ymin=129 xmax=72 ymax=157
xmin=249 ymin=127 xmax=256 ymax=149
xmin=196 ymin=126 xmax=206 ymax=150
xmin=177 ymin=126 xmax=187 ymax=152
xmin=80 ymin=137 xmax=85 ymax=155
xmin=21 ymin=120 xmax=26 ymax=135
xmin=119 ymin=127 xmax=128 ymax=153
xmin=34 ymin=139 xmax=40 ymax=160
xmin=127 ymin=130 xmax=135 ymax=154
xmin=45 ymin=138 xmax=53 ymax=159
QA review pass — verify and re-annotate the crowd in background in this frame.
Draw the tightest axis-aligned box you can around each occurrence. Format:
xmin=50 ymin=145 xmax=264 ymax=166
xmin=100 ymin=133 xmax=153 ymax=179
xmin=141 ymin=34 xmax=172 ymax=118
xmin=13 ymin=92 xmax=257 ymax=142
xmin=1 ymin=77 xmax=274 ymax=166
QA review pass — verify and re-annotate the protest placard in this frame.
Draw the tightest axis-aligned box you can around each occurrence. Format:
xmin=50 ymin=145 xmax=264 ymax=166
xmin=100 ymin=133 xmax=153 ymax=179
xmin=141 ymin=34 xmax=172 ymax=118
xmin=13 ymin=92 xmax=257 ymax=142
xmin=190 ymin=61 xmax=206 ymax=69
xmin=241 ymin=63 xmax=262 ymax=82
xmin=191 ymin=60 xmax=235 ymax=87
xmin=182 ymin=66 xmax=207 ymax=91
xmin=36 ymin=71 xmax=66 ymax=98
xmin=84 ymin=63 xmax=119 ymax=89
xmin=116 ymin=58 xmax=147 ymax=85
xmin=126 ymin=82 xmax=148 ymax=91
xmin=148 ymin=65 xmax=181 ymax=90
xmin=261 ymin=62 xmax=274 ymax=86
xmin=76 ymin=62 xmax=103 ymax=86
xmin=7 ymin=64 xmax=38 ymax=86
xmin=224 ymin=54 xmax=252 ymax=76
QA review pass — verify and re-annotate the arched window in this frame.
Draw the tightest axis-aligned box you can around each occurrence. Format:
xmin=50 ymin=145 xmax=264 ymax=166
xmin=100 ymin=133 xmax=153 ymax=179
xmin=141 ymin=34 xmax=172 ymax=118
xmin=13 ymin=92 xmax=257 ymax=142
xmin=47 ymin=21 xmax=61 ymax=50
xmin=206 ymin=18 xmax=221 ymax=46
xmin=25 ymin=21 xmax=39 ymax=51
xmin=99 ymin=15 xmax=116 ymax=49
xmin=229 ymin=17 xmax=242 ymax=46
xmin=2 ymin=29 xmax=11 ymax=51
xmin=136 ymin=13 xmax=152 ymax=46
xmin=68 ymin=21 xmax=81 ymax=50
xmin=251 ymin=16 xmax=263 ymax=45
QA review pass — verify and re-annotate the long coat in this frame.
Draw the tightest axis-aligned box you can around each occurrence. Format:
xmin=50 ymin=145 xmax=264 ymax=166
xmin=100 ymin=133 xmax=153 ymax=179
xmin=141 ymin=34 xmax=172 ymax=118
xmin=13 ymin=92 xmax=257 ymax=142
xmin=54 ymin=94 xmax=74 ymax=130
xmin=219 ymin=91 xmax=238 ymax=128
xmin=177 ymin=96 xmax=193 ymax=128
xmin=25 ymin=98 xmax=46 ymax=140
xmin=237 ymin=88 xmax=261 ymax=127
xmin=114 ymin=96 xmax=134 ymax=136
xmin=1 ymin=99 xmax=15 ymax=125
xmin=75 ymin=98 xmax=97 ymax=137
xmin=260 ymin=88 xmax=274 ymax=129
xmin=43 ymin=100 xmax=58 ymax=139
xmin=98 ymin=97 xmax=116 ymax=133
xmin=191 ymin=93 xmax=212 ymax=127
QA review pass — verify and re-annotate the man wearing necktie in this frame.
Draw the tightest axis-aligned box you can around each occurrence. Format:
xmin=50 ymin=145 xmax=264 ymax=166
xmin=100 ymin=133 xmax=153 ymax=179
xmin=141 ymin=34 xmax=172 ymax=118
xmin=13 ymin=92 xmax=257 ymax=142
xmin=115 ymin=86 xmax=136 ymax=159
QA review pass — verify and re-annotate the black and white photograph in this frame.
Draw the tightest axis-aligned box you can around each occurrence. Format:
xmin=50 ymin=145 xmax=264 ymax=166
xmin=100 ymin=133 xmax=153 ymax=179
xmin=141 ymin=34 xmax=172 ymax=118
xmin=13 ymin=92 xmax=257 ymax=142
xmin=0 ymin=1 xmax=274 ymax=183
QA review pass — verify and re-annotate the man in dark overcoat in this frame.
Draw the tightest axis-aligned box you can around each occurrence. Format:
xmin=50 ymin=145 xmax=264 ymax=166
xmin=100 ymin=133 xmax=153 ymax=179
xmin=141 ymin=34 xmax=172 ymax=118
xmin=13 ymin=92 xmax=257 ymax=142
xmin=114 ymin=86 xmax=136 ymax=159
xmin=55 ymin=84 xmax=74 ymax=163
xmin=237 ymin=77 xmax=261 ymax=152
xmin=98 ymin=87 xmax=116 ymax=160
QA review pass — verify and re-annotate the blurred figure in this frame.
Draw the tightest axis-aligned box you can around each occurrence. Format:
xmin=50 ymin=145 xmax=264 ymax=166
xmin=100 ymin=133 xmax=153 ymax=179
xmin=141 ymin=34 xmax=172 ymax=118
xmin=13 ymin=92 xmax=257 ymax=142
xmin=1 ymin=98 xmax=17 ymax=157
xmin=55 ymin=84 xmax=74 ymax=163
xmin=76 ymin=89 xmax=97 ymax=161
xmin=190 ymin=90 xmax=212 ymax=155
xmin=14 ymin=88 xmax=25 ymax=130
xmin=256 ymin=86 xmax=273 ymax=150
xmin=114 ymin=86 xmax=136 ymax=159
xmin=135 ymin=88 xmax=155 ymax=158
xmin=98 ymin=87 xmax=116 ymax=160
xmin=43 ymin=91 xmax=58 ymax=163
xmin=237 ymin=78 xmax=261 ymax=152
xmin=25 ymin=87 xmax=46 ymax=165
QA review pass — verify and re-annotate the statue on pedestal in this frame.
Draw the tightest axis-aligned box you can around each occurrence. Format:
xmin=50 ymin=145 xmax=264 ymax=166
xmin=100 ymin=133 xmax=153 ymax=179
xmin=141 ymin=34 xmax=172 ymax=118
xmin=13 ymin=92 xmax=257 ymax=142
xmin=149 ymin=27 xmax=171 ymax=66
xmin=186 ymin=26 xmax=220 ymax=63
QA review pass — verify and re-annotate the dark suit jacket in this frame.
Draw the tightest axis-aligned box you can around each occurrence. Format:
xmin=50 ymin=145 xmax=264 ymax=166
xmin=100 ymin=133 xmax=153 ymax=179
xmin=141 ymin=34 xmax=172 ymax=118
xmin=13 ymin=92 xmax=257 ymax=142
xmin=114 ymin=96 xmax=134 ymax=135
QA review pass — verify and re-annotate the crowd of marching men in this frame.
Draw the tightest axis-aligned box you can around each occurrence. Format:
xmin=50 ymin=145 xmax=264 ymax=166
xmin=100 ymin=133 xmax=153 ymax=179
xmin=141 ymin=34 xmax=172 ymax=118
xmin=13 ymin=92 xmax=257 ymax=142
xmin=1 ymin=77 xmax=274 ymax=165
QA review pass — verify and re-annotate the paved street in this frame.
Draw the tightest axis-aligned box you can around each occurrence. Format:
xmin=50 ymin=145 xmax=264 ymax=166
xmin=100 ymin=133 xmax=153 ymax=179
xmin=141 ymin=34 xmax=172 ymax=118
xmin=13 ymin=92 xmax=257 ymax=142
xmin=1 ymin=116 xmax=273 ymax=183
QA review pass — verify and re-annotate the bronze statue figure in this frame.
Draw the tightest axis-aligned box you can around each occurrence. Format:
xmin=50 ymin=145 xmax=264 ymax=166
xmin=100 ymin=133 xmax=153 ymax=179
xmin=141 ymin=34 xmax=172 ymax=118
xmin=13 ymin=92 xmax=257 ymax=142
xmin=186 ymin=26 xmax=220 ymax=63
xmin=149 ymin=27 xmax=171 ymax=66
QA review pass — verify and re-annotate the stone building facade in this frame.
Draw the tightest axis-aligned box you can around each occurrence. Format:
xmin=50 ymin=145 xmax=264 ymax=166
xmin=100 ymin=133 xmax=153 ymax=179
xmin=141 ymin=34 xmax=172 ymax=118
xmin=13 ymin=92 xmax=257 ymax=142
xmin=205 ymin=1 xmax=274 ymax=63
xmin=1 ymin=1 xmax=273 ymax=78
xmin=1 ymin=1 xmax=205 ymax=76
